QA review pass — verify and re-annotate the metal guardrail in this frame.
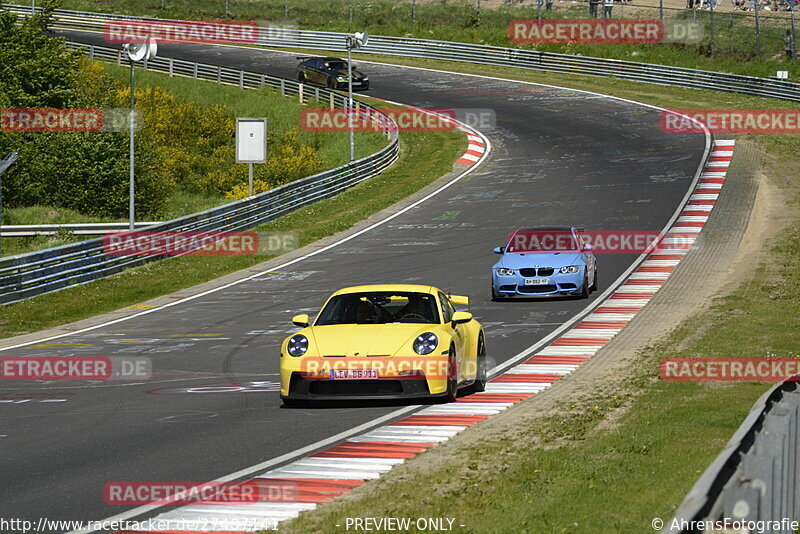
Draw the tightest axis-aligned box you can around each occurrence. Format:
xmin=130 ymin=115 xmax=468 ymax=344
xmin=0 ymin=222 xmax=159 ymax=237
xmin=669 ymin=380 xmax=800 ymax=533
xmin=0 ymin=41 xmax=399 ymax=305
xmin=4 ymin=4 xmax=800 ymax=102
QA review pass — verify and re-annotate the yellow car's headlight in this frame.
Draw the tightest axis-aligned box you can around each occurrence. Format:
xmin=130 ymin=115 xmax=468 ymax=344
xmin=287 ymin=334 xmax=309 ymax=357
xmin=413 ymin=332 xmax=438 ymax=355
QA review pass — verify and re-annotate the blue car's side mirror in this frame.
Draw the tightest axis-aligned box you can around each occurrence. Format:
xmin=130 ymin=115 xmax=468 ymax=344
xmin=493 ymin=246 xmax=505 ymax=254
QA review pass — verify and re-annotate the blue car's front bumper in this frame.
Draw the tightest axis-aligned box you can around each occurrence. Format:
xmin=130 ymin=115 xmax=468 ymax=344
xmin=492 ymin=269 xmax=585 ymax=296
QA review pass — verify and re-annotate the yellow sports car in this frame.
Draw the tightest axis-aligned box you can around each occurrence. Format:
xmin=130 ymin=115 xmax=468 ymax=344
xmin=279 ymin=284 xmax=487 ymax=406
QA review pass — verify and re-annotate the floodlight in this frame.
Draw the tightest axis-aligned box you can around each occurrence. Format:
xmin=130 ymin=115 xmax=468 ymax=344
xmin=353 ymin=30 xmax=369 ymax=48
xmin=123 ymin=38 xmax=158 ymax=62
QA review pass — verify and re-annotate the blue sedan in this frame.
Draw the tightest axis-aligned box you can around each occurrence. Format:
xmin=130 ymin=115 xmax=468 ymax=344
xmin=491 ymin=226 xmax=597 ymax=300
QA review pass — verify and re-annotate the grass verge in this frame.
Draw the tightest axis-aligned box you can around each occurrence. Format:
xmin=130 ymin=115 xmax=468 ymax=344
xmin=268 ymin=59 xmax=800 ymax=533
xmin=0 ymin=124 xmax=465 ymax=339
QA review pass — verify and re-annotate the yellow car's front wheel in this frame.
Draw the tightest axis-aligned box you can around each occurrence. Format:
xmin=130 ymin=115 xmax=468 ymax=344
xmin=443 ymin=344 xmax=458 ymax=403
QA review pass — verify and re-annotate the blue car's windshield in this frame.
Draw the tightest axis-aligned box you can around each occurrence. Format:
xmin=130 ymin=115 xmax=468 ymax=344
xmin=506 ymin=229 xmax=580 ymax=253
xmin=316 ymin=292 xmax=439 ymax=325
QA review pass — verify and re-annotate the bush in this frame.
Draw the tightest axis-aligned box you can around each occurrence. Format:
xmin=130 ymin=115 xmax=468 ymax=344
xmin=0 ymin=3 xmax=168 ymax=218
xmin=0 ymin=1 xmax=82 ymax=108
xmin=2 ymin=132 xmax=166 ymax=218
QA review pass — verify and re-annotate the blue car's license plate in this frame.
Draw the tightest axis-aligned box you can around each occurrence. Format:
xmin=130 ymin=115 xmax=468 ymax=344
xmin=525 ymin=278 xmax=550 ymax=285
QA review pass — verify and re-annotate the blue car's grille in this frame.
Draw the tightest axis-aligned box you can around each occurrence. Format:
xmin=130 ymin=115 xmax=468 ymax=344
xmin=519 ymin=284 xmax=558 ymax=294
xmin=519 ymin=267 xmax=555 ymax=277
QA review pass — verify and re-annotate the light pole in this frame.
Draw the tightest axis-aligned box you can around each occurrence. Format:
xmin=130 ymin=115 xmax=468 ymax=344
xmin=791 ymin=6 xmax=797 ymax=59
xmin=709 ymin=0 xmax=715 ymax=55
xmin=345 ymin=31 xmax=369 ymax=163
xmin=122 ymin=38 xmax=157 ymax=230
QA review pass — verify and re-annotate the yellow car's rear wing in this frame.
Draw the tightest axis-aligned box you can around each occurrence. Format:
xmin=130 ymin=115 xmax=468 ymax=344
xmin=447 ymin=295 xmax=470 ymax=308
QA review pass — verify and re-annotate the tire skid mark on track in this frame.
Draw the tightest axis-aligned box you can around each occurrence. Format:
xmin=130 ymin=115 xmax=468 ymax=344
xmin=113 ymin=140 xmax=733 ymax=532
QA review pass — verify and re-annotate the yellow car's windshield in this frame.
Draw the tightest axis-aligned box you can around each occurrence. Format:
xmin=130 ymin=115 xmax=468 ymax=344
xmin=316 ymin=292 xmax=440 ymax=325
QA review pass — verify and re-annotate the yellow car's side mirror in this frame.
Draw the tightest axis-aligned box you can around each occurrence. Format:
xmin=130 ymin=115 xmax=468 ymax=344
xmin=292 ymin=314 xmax=310 ymax=327
xmin=451 ymin=311 xmax=473 ymax=325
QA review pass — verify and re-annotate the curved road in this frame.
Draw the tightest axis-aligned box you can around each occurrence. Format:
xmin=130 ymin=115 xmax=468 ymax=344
xmin=0 ymin=31 xmax=707 ymax=530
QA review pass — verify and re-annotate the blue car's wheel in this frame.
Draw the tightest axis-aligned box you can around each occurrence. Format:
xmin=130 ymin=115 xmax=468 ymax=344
xmin=590 ymin=268 xmax=598 ymax=291
xmin=491 ymin=283 xmax=503 ymax=301
xmin=579 ymin=272 xmax=590 ymax=298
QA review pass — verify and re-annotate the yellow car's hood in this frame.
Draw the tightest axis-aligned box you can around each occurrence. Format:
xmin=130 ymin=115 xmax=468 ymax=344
xmin=308 ymin=323 xmax=440 ymax=357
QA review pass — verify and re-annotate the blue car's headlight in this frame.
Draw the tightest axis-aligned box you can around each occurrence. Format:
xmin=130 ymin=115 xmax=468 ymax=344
xmin=496 ymin=268 xmax=514 ymax=276
xmin=413 ymin=332 xmax=438 ymax=355
xmin=287 ymin=334 xmax=309 ymax=357
xmin=560 ymin=265 xmax=580 ymax=274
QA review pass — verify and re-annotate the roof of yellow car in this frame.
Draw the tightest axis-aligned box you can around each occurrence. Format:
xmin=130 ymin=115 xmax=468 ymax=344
xmin=333 ymin=284 xmax=438 ymax=296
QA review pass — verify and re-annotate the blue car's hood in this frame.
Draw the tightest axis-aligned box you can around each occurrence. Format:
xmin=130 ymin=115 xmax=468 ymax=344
xmin=495 ymin=252 xmax=583 ymax=269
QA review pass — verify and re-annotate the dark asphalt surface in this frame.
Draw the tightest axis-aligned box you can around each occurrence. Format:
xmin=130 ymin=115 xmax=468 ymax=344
xmin=0 ymin=31 xmax=707 ymax=531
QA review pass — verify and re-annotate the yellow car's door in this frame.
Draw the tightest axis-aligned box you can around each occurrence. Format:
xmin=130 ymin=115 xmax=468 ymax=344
xmin=437 ymin=292 xmax=468 ymax=383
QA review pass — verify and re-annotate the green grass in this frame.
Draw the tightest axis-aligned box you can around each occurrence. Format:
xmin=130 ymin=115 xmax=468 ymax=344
xmin=47 ymin=0 xmax=800 ymax=77
xmin=0 ymin=125 xmax=465 ymax=338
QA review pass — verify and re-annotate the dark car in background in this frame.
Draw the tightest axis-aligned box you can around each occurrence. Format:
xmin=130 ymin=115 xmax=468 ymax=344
xmin=296 ymin=56 xmax=369 ymax=90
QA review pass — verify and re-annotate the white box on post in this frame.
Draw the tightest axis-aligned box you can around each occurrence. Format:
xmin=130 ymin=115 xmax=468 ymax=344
xmin=236 ymin=118 xmax=268 ymax=197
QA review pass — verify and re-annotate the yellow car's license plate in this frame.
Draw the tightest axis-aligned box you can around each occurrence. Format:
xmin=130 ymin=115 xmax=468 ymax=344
xmin=330 ymin=369 xmax=379 ymax=380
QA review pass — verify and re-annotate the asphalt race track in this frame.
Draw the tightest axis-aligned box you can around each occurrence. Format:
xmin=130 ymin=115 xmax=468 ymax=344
xmin=0 ymin=30 xmax=707 ymax=530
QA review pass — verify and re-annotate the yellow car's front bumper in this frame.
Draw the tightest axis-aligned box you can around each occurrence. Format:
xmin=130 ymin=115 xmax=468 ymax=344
xmin=279 ymin=354 xmax=451 ymax=400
